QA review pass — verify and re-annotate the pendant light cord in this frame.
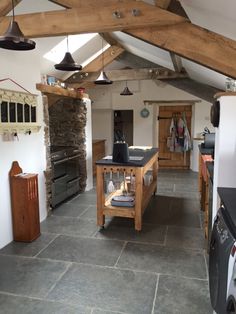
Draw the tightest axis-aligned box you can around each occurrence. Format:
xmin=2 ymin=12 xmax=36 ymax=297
xmin=101 ymin=36 xmax=104 ymax=71
xmin=66 ymin=35 xmax=69 ymax=52
xmin=12 ymin=0 xmax=15 ymax=21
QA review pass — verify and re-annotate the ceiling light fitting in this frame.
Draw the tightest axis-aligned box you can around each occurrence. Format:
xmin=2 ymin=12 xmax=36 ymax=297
xmin=112 ymin=11 xmax=122 ymax=19
xmin=131 ymin=9 xmax=140 ymax=16
xmin=94 ymin=37 xmax=113 ymax=85
xmin=120 ymin=81 xmax=133 ymax=96
xmin=54 ymin=36 xmax=82 ymax=72
xmin=0 ymin=0 xmax=36 ymax=51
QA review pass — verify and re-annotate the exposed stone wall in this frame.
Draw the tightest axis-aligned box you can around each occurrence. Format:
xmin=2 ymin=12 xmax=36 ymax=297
xmin=44 ymin=96 xmax=87 ymax=213
xmin=43 ymin=95 xmax=52 ymax=214
xmin=49 ymin=98 xmax=87 ymax=191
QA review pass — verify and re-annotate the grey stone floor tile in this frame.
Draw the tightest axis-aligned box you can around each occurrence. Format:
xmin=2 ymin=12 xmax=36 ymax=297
xmin=0 ymin=293 xmax=91 ymax=314
xmin=106 ymin=217 xmax=137 ymax=228
xmin=117 ymin=242 xmax=207 ymax=279
xmin=154 ymin=275 xmax=212 ymax=314
xmin=143 ymin=202 xmax=201 ymax=228
xmin=0 ymin=233 xmax=57 ymax=257
xmin=40 ymin=216 xmax=98 ymax=237
xmin=170 ymin=198 xmax=200 ymax=211
xmin=95 ymin=223 xmax=166 ymax=245
xmin=0 ymin=255 xmax=68 ymax=298
xmin=166 ymin=226 xmax=205 ymax=250
xmin=79 ymin=205 xmax=97 ymax=220
xmin=38 ymin=235 xmax=124 ymax=266
xmin=171 ymin=191 xmax=200 ymax=200
xmin=47 ymin=263 xmax=157 ymax=314
xmin=147 ymin=195 xmax=172 ymax=212
xmin=52 ymin=202 xmax=89 ymax=217
xmin=174 ymin=183 xmax=199 ymax=193
xmin=92 ymin=310 xmax=128 ymax=314
xmin=70 ymin=193 xmax=97 ymax=206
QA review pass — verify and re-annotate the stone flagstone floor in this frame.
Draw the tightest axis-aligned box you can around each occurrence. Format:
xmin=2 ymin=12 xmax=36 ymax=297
xmin=0 ymin=169 xmax=212 ymax=314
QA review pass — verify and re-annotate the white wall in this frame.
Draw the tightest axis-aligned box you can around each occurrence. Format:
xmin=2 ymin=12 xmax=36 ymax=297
xmin=0 ymin=49 xmax=47 ymax=249
xmin=212 ymin=96 xmax=236 ymax=219
xmin=85 ymin=98 xmax=93 ymax=191
xmin=92 ymin=109 xmax=114 ymax=155
xmin=88 ymin=80 xmax=213 ymax=170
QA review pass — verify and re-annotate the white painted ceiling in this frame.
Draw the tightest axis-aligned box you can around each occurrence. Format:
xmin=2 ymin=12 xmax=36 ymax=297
xmin=10 ymin=0 xmax=236 ymax=90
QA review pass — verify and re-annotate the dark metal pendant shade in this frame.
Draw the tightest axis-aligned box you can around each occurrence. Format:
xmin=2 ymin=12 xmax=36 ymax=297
xmin=120 ymin=86 xmax=133 ymax=96
xmin=0 ymin=21 xmax=36 ymax=51
xmin=94 ymin=71 xmax=113 ymax=85
xmin=54 ymin=52 xmax=82 ymax=71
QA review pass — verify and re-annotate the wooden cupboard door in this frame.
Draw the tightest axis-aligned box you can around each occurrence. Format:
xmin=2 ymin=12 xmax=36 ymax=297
xmin=158 ymin=105 xmax=192 ymax=169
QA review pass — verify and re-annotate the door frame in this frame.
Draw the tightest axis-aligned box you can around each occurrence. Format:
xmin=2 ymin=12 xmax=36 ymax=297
xmin=148 ymin=100 xmax=201 ymax=169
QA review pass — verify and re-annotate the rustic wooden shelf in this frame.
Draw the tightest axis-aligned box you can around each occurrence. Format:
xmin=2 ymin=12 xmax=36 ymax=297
xmin=36 ymin=83 xmax=89 ymax=99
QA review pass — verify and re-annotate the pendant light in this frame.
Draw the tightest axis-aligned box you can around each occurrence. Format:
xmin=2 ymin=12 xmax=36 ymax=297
xmin=0 ymin=0 xmax=36 ymax=51
xmin=94 ymin=37 xmax=112 ymax=85
xmin=120 ymin=81 xmax=133 ymax=96
xmin=54 ymin=36 xmax=82 ymax=71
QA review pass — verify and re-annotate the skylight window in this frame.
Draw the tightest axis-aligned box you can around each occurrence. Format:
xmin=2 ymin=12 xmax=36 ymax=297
xmin=81 ymin=43 xmax=110 ymax=68
xmin=44 ymin=33 xmax=97 ymax=63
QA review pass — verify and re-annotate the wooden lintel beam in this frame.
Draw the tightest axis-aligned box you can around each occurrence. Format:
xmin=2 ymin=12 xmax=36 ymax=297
xmin=170 ymin=52 xmax=183 ymax=73
xmin=125 ymin=23 xmax=236 ymax=79
xmin=66 ymin=45 xmax=124 ymax=83
xmin=99 ymin=32 xmax=120 ymax=47
xmin=49 ymin=0 xmax=131 ymax=9
xmin=67 ymin=67 xmax=188 ymax=87
xmin=0 ymin=2 xmax=186 ymax=38
xmin=0 ymin=0 xmax=21 ymax=16
xmin=155 ymin=0 xmax=171 ymax=9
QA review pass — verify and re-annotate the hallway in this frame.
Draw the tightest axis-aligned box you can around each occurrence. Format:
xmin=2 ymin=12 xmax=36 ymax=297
xmin=0 ymin=170 xmax=212 ymax=314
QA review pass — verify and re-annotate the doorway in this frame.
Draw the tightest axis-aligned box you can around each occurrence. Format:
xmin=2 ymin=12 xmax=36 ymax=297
xmin=158 ymin=105 xmax=192 ymax=169
xmin=114 ymin=110 xmax=133 ymax=146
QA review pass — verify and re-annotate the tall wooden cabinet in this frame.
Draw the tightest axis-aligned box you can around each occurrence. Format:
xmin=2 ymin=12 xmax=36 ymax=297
xmin=9 ymin=161 xmax=40 ymax=242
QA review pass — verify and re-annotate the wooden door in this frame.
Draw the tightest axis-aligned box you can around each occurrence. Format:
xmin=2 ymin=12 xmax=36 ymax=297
xmin=158 ymin=105 xmax=192 ymax=169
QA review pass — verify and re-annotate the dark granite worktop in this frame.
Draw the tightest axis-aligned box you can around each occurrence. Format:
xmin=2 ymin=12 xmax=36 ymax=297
xmin=96 ymin=147 xmax=158 ymax=167
xmin=198 ymin=143 xmax=214 ymax=155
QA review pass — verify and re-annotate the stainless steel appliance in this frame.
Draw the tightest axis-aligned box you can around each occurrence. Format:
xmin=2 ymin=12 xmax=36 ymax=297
xmin=209 ymin=188 xmax=236 ymax=314
xmin=51 ymin=146 xmax=80 ymax=207
xmin=227 ymin=242 xmax=236 ymax=313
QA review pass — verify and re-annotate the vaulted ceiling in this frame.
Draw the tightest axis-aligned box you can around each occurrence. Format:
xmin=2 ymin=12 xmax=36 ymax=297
xmin=1 ymin=0 xmax=236 ymax=100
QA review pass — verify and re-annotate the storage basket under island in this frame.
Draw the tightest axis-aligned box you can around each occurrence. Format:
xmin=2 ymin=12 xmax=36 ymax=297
xmin=96 ymin=147 xmax=158 ymax=231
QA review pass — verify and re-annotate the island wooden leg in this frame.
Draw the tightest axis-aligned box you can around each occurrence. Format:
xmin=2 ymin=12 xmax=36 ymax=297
xmin=135 ymin=167 xmax=143 ymax=231
xmin=96 ymin=166 xmax=105 ymax=227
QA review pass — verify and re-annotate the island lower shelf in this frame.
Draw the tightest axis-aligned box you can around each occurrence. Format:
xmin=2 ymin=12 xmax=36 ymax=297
xmin=96 ymin=148 xmax=158 ymax=231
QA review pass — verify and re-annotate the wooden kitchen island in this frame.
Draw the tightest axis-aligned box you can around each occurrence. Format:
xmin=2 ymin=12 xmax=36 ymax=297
xmin=96 ymin=147 xmax=158 ymax=231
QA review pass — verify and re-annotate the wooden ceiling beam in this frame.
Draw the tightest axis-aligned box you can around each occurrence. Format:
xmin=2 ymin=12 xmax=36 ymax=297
xmin=0 ymin=0 xmax=22 ymax=16
xmin=155 ymin=0 xmax=171 ymax=9
xmin=125 ymin=23 xmax=236 ymax=79
xmin=170 ymin=52 xmax=184 ymax=73
xmin=66 ymin=45 xmax=125 ymax=83
xmin=67 ymin=67 xmax=188 ymax=88
xmin=0 ymin=2 xmax=186 ymax=38
xmin=99 ymin=32 xmax=121 ymax=47
xmin=49 ymin=0 xmax=132 ymax=9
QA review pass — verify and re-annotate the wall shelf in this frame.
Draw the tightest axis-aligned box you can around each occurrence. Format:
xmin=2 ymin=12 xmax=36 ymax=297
xmin=0 ymin=123 xmax=41 ymax=134
xmin=36 ymin=83 xmax=89 ymax=99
